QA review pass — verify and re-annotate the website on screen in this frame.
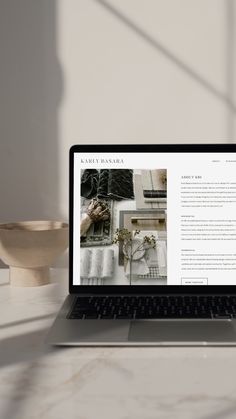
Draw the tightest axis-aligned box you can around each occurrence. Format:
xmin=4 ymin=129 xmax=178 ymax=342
xmin=73 ymin=152 xmax=236 ymax=286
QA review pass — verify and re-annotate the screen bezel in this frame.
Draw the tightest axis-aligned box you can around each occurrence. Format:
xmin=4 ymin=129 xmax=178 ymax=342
xmin=69 ymin=143 xmax=236 ymax=294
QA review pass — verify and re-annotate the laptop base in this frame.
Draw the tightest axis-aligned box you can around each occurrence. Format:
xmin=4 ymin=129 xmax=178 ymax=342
xmin=45 ymin=295 xmax=236 ymax=346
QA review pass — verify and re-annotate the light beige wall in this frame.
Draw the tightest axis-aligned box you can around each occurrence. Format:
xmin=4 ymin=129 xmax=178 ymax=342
xmin=57 ymin=0 xmax=236 ymax=217
xmin=0 ymin=0 xmax=235 ymax=220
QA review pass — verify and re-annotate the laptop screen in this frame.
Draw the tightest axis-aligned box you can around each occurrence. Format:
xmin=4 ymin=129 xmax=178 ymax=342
xmin=73 ymin=150 xmax=236 ymax=286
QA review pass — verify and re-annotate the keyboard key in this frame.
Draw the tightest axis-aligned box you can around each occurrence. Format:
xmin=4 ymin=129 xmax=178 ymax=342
xmin=213 ymin=314 xmax=231 ymax=319
xmin=100 ymin=315 xmax=114 ymax=319
xmin=84 ymin=314 xmax=98 ymax=319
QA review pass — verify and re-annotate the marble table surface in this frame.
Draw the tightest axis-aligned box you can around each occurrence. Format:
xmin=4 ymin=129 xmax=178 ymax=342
xmin=1 ymin=269 xmax=236 ymax=419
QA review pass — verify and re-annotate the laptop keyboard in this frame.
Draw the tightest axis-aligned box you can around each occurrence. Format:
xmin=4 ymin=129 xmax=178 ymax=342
xmin=68 ymin=295 xmax=236 ymax=319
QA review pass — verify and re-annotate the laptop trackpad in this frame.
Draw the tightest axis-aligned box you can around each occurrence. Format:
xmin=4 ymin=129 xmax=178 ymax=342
xmin=129 ymin=320 xmax=236 ymax=343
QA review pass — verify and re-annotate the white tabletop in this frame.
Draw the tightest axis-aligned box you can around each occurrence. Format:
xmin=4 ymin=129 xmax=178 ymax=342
xmin=1 ymin=268 xmax=236 ymax=419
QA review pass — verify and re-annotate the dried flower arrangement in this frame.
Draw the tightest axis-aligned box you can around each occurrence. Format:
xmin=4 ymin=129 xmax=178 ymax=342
xmin=113 ymin=228 xmax=156 ymax=285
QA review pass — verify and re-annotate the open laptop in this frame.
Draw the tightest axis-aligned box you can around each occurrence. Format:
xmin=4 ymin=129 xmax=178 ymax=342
xmin=46 ymin=143 xmax=236 ymax=345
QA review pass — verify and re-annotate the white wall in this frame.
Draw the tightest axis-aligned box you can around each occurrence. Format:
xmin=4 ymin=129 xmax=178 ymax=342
xmin=57 ymin=0 xmax=236 ymax=217
xmin=0 ymin=0 xmax=235 ymax=264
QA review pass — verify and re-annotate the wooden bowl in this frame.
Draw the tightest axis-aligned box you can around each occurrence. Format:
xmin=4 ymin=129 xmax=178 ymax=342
xmin=0 ymin=221 xmax=69 ymax=286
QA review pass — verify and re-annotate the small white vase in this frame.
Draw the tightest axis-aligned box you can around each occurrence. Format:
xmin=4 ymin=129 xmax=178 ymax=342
xmin=0 ymin=220 xmax=69 ymax=286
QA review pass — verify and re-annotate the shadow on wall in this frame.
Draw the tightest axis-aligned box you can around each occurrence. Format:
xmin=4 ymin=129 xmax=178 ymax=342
xmin=0 ymin=0 xmax=63 ymax=222
xmin=93 ymin=0 xmax=236 ymax=142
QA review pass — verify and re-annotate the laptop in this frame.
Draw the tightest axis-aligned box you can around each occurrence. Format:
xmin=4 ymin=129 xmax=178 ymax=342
xmin=46 ymin=143 xmax=236 ymax=345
